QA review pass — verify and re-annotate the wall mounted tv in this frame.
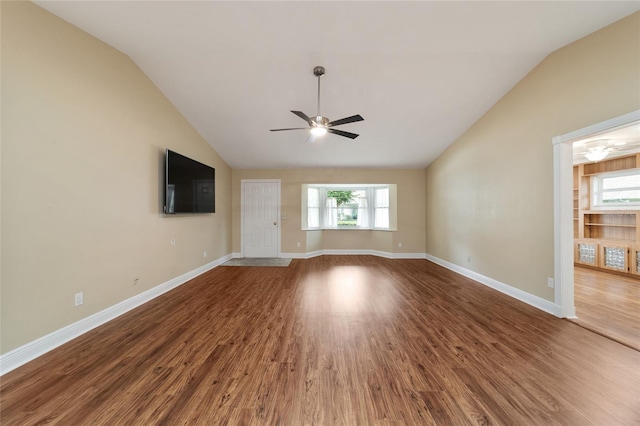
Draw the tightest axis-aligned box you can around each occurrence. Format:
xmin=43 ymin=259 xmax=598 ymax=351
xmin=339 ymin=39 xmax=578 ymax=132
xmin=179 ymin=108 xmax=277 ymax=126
xmin=165 ymin=149 xmax=215 ymax=214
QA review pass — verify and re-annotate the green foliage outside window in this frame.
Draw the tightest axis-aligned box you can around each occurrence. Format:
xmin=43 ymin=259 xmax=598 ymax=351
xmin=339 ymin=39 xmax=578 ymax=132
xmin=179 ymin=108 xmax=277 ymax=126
xmin=326 ymin=190 xmax=354 ymax=206
xmin=327 ymin=190 xmax=357 ymax=226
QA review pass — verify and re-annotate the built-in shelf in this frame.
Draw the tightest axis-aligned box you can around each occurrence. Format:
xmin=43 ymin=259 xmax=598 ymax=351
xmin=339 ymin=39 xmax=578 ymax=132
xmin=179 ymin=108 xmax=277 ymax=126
xmin=584 ymin=223 xmax=636 ymax=228
xmin=583 ymin=212 xmax=637 ymax=241
xmin=574 ymin=157 xmax=640 ymax=277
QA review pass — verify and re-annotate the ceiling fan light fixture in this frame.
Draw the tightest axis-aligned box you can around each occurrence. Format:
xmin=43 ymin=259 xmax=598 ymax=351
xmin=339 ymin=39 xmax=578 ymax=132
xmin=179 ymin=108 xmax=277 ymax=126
xmin=310 ymin=126 xmax=327 ymax=136
xmin=585 ymin=148 xmax=609 ymax=162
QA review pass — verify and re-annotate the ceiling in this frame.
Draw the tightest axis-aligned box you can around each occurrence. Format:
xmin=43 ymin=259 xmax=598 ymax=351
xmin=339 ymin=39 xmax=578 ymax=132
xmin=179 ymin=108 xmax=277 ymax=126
xmin=35 ymin=1 xmax=640 ymax=169
xmin=573 ymin=122 xmax=640 ymax=165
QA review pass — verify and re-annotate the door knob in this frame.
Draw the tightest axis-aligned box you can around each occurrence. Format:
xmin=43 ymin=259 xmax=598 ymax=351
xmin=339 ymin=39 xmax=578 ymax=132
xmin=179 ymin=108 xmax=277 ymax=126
xmin=273 ymin=221 xmax=277 ymax=225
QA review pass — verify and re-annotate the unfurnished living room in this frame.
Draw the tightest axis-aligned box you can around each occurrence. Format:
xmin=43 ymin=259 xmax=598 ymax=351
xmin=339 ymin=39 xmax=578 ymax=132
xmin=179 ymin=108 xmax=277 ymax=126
xmin=1 ymin=1 xmax=639 ymax=425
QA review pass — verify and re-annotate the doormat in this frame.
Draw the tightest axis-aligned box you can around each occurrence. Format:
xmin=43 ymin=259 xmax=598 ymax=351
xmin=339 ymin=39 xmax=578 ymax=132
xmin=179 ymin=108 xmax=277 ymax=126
xmin=222 ymin=258 xmax=292 ymax=267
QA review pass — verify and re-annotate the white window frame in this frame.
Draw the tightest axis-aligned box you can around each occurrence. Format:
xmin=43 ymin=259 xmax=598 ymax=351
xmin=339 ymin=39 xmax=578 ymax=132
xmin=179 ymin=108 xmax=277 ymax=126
xmin=591 ymin=169 xmax=640 ymax=210
xmin=302 ymin=184 xmax=395 ymax=230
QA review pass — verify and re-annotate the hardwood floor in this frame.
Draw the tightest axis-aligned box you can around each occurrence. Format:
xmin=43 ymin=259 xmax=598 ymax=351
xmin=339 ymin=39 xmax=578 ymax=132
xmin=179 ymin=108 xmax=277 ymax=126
xmin=2 ymin=256 xmax=639 ymax=425
xmin=573 ymin=266 xmax=640 ymax=351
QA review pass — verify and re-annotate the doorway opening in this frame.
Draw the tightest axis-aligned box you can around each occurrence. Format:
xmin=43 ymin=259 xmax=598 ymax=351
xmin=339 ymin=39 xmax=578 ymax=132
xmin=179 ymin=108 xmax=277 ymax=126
xmin=553 ymin=110 xmax=640 ymax=347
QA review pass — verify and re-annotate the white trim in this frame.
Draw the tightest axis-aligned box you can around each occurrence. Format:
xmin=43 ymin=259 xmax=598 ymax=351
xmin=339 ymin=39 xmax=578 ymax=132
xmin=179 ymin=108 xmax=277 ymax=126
xmin=0 ymin=254 xmax=232 ymax=376
xmin=388 ymin=252 xmax=426 ymax=259
xmin=280 ymin=250 xmax=426 ymax=259
xmin=553 ymin=110 xmax=640 ymax=146
xmin=425 ymin=254 xmax=561 ymax=317
xmin=553 ymin=141 xmax=577 ymax=318
xmin=552 ymin=110 xmax=640 ymax=318
xmin=281 ymin=250 xmax=324 ymax=259
xmin=240 ymin=179 xmax=281 ymax=258
xmin=325 ymin=249 xmax=390 ymax=257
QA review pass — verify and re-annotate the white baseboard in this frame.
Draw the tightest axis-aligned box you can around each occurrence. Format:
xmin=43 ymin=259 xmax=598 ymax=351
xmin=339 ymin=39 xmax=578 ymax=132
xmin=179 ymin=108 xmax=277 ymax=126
xmin=425 ymin=253 xmax=561 ymax=317
xmin=389 ymin=252 xmax=427 ymax=259
xmin=279 ymin=251 xmax=321 ymax=259
xmin=280 ymin=250 xmax=426 ymax=259
xmin=0 ymin=254 xmax=232 ymax=376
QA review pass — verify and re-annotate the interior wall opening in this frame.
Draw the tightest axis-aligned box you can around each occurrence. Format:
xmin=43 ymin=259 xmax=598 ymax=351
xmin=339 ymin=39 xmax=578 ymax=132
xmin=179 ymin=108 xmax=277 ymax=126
xmin=553 ymin=111 xmax=640 ymax=349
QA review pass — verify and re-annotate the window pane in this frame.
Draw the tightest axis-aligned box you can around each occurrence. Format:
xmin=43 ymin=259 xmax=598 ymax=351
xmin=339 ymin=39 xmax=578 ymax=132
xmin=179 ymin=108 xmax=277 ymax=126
xmin=327 ymin=189 xmax=366 ymax=227
xmin=325 ymin=197 xmax=337 ymax=226
xmin=307 ymin=187 xmax=319 ymax=228
xmin=356 ymin=197 xmax=369 ymax=228
xmin=595 ymin=172 xmax=640 ymax=207
xmin=374 ymin=188 xmax=389 ymax=228
xmin=602 ymin=189 xmax=640 ymax=204
xmin=602 ymin=174 xmax=640 ymax=190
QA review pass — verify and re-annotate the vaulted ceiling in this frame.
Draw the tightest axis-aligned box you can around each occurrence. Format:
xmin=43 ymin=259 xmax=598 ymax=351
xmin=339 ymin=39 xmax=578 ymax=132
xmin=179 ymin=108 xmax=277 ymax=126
xmin=35 ymin=1 xmax=640 ymax=169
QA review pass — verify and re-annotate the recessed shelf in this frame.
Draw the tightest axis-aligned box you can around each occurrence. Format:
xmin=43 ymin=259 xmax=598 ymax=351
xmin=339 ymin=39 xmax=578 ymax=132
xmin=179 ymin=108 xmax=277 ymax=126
xmin=584 ymin=223 xmax=636 ymax=228
xmin=574 ymin=158 xmax=640 ymax=276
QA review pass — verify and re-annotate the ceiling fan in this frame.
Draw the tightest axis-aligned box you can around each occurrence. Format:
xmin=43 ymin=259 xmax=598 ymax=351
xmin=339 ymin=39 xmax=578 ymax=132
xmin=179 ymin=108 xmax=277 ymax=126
xmin=579 ymin=139 xmax=632 ymax=162
xmin=270 ymin=66 xmax=364 ymax=144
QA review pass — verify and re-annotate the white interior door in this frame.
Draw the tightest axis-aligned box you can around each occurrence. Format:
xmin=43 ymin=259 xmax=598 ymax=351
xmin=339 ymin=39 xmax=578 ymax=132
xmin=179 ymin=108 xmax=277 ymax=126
xmin=242 ymin=180 xmax=280 ymax=258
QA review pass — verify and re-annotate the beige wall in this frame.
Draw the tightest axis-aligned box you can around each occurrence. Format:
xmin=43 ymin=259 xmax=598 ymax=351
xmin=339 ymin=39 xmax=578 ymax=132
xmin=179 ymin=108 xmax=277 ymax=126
xmin=232 ymin=169 xmax=425 ymax=255
xmin=1 ymin=2 xmax=232 ymax=354
xmin=425 ymin=13 xmax=640 ymax=300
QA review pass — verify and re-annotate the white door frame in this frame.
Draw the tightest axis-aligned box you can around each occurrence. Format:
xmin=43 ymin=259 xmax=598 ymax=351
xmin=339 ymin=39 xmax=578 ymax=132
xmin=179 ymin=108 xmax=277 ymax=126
xmin=552 ymin=110 xmax=640 ymax=318
xmin=241 ymin=179 xmax=281 ymax=258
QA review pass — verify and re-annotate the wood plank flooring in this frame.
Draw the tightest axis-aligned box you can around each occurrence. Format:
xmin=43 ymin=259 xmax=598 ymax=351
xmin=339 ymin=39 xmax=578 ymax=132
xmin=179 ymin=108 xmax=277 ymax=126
xmin=2 ymin=256 xmax=639 ymax=425
xmin=572 ymin=266 xmax=640 ymax=351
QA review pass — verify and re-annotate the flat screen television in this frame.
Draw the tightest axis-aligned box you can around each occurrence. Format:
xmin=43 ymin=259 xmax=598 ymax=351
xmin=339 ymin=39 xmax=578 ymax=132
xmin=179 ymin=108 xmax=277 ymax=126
xmin=165 ymin=149 xmax=215 ymax=214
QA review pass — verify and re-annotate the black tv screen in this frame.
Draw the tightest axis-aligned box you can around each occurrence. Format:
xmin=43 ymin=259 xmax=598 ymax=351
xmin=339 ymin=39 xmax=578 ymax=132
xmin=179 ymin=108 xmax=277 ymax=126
xmin=165 ymin=149 xmax=215 ymax=214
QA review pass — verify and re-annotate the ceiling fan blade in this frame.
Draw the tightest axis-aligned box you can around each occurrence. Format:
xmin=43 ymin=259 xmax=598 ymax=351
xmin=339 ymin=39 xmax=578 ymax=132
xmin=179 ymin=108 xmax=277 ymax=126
xmin=328 ymin=128 xmax=359 ymax=139
xmin=270 ymin=127 xmax=309 ymax=132
xmin=291 ymin=110 xmax=314 ymax=125
xmin=305 ymin=134 xmax=317 ymax=144
xmin=327 ymin=114 xmax=364 ymax=127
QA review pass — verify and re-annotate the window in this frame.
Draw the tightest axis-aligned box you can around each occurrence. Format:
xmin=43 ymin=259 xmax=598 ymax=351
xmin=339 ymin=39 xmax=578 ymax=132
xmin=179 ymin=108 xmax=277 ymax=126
xmin=374 ymin=187 xmax=389 ymax=228
xmin=302 ymin=184 xmax=395 ymax=230
xmin=592 ymin=169 xmax=640 ymax=208
xmin=307 ymin=187 xmax=320 ymax=228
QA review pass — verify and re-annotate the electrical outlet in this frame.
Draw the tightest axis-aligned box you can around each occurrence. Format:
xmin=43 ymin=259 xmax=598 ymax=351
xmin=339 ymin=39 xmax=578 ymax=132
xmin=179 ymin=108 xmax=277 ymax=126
xmin=75 ymin=292 xmax=83 ymax=306
xmin=467 ymin=256 xmax=471 ymax=263
xmin=398 ymin=242 xmax=403 ymax=248
xmin=296 ymin=242 xmax=301 ymax=248
xmin=203 ymin=251 xmax=207 ymax=258
xmin=170 ymin=239 xmax=176 ymax=246
xmin=547 ymin=277 xmax=555 ymax=288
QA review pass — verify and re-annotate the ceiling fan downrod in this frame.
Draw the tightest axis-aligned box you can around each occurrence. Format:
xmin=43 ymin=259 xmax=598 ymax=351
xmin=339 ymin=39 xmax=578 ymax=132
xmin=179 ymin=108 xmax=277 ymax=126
xmin=313 ymin=66 xmax=325 ymax=120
